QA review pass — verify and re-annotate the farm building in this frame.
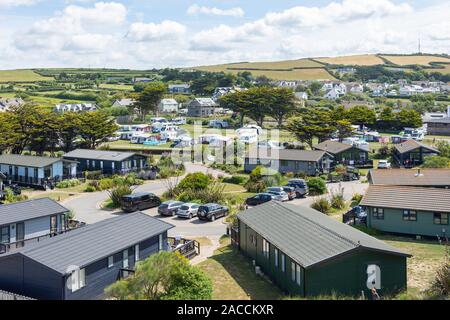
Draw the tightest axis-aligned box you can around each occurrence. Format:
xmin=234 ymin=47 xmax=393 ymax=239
xmin=244 ymin=149 xmax=333 ymax=176
xmin=62 ymin=149 xmax=148 ymax=175
xmin=314 ymin=140 xmax=370 ymax=167
xmin=0 ymin=212 xmax=173 ymax=300
xmin=392 ymin=140 xmax=439 ymax=168
xmin=0 ymin=198 xmax=70 ymax=254
xmin=237 ymin=202 xmax=410 ymax=298
xmin=0 ymin=154 xmax=78 ymax=188
xmin=361 ymin=185 xmax=450 ymax=238
xmin=368 ymin=168 xmax=450 ymax=188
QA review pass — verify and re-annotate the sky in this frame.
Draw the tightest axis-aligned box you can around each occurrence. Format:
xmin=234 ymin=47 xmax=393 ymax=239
xmin=0 ymin=0 xmax=449 ymax=70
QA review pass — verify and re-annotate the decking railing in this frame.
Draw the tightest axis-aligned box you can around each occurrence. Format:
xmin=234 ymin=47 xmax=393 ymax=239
xmin=168 ymin=237 xmax=200 ymax=260
xmin=0 ymin=290 xmax=34 ymax=300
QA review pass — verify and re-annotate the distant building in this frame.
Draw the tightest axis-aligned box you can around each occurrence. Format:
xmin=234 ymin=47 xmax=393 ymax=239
xmin=294 ymin=92 xmax=308 ymax=100
xmin=392 ymin=140 xmax=440 ymax=167
xmin=112 ymin=99 xmax=136 ymax=108
xmin=212 ymin=86 xmax=245 ymax=102
xmin=314 ymin=140 xmax=370 ymax=167
xmin=322 ymin=83 xmax=347 ymax=100
xmin=158 ymin=99 xmax=179 ymax=113
xmin=168 ymin=83 xmax=191 ymax=94
xmin=187 ymin=98 xmax=218 ymax=117
xmin=0 ymin=98 xmax=24 ymax=112
xmin=133 ymin=77 xmax=152 ymax=83
xmin=54 ymin=103 xmax=98 ymax=113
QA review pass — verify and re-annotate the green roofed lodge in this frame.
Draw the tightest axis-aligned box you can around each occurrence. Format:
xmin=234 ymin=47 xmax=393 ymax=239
xmin=236 ymin=202 xmax=410 ymax=298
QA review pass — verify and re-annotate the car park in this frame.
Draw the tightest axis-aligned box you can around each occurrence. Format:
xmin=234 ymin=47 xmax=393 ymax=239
xmin=121 ymin=192 xmax=161 ymax=213
xmin=267 ymin=190 xmax=289 ymax=202
xmin=175 ymin=203 xmax=200 ymax=219
xmin=281 ymin=186 xmax=296 ymax=200
xmin=286 ymin=179 xmax=309 ymax=198
xmin=158 ymin=200 xmax=184 ymax=216
xmin=197 ymin=203 xmax=229 ymax=222
xmin=245 ymin=193 xmax=274 ymax=206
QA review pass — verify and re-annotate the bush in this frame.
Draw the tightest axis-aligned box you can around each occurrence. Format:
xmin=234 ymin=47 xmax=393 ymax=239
xmin=177 ymin=172 xmax=211 ymax=192
xmin=107 ymin=185 xmax=133 ymax=208
xmin=84 ymin=185 xmax=97 ymax=193
xmin=351 ymin=193 xmax=363 ymax=205
xmin=56 ymin=179 xmax=81 ymax=189
xmin=429 ymin=249 xmax=450 ymax=298
xmin=84 ymin=170 xmax=103 ymax=180
xmin=330 ymin=191 xmax=346 ymax=210
xmin=307 ymin=177 xmax=327 ymax=196
xmin=176 ymin=181 xmax=226 ymax=204
xmin=3 ymin=188 xmax=28 ymax=204
xmin=311 ymin=198 xmax=331 ymax=214
xmin=222 ymin=175 xmax=248 ymax=185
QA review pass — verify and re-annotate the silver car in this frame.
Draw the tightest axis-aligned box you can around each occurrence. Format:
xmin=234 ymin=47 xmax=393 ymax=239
xmin=267 ymin=190 xmax=289 ymax=202
xmin=158 ymin=201 xmax=184 ymax=216
xmin=176 ymin=203 xmax=200 ymax=219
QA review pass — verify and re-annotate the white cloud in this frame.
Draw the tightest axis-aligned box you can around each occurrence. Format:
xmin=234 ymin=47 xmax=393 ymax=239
xmin=127 ymin=21 xmax=186 ymax=42
xmin=0 ymin=0 xmax=39 ymax=7
xmin=425 ymin=22 xmax=450 ymax=41
xmin=63 ymin=2 xmax=127 ymax=26
xmin=187 ymin=4 xmax=244 ymax=17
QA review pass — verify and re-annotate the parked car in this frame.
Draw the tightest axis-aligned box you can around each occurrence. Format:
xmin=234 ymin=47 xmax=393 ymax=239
xmin=245 ymin=193 xmax=274 ymax=206
xmin=377 ymin=160 xmax=391 ymax=169
xmin=281 ymin=186 xmax=296 ymax=200
xmin=158 ymin=201 xmax=184 ymax=216
xmin=209 ymin=119 xmax=229 ymax=129
xmin=343 ymin=206 xmax=367 ymax=225
xmin=287 ymin=179 xmax=308 ymax=198
xmin=197 ymin=203 xmax=229 ymax=222
xmin=175 ymin=203 xmax=200 ymax=219
xmin=121 ymin=192 xmax=161 ymax=213
xmin=267 ymin=190 xmax=289 ymax=202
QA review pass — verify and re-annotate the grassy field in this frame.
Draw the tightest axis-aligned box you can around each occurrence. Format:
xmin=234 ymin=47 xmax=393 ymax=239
xmin=426 ymin=63 xmax=450 ymax=74
xmin=315 ymin=54 xmax=385 ymax=66
xmin=197 ymin=237 xmax=284 ymax=300
xmin=0 ymin=70 xmax=54 ymax=83
xmin=99 ymin=83 xmax=134 ymax=91
xmin=381 ymin=55 xmax=450 ymax=66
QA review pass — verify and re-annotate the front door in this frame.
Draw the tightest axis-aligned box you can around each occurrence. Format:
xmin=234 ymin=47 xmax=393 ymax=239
xmin=16 ymin=222 xmax=25 ymax=248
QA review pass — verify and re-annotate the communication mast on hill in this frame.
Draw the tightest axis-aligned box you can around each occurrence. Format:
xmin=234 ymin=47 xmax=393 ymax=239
xmin=418 ymin=33 xmax=422 ymax=54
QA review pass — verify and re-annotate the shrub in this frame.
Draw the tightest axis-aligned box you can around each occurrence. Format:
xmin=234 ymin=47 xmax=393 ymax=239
xmin=351 ymin=193 xmax=363 ymax=205
xmin=176 ymin=181 xmax=226 ymax=204
xmin=285 ymin=172 xmax=295 ymax=179
xmin=222 ymin=175 xmax=248 ymax=185
xmin=330 ymin=190 xmax=346 ymax=210
xmin=307 ymin=177 xmax=327 ymax=196
xmin=99 ymin=178 xmax=115 ymax=190
xmin=429 ymin=248 xmax=450 ymax=298
xmin=84 ymin=170 xmax=103 ymax=180
xmin=177 ymin=172 xmax=211 ymax=192
xmin=84 ymin=185 xmax=97 ymax=193
xmin=311 ymin=198 xmax=331 ymax=214
xmin=56 ymin=179 xmax=81 ymax=189
xmin=107 ymin=185 xmax=133 ymax=208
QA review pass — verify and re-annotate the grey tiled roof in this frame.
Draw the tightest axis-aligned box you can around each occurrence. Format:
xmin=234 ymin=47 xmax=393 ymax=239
xmin=63 ymin=149 xmax=137 ymax=162
xmin=12 ymin=212 xmax=174 ymax=274
xmin=0 ymin=198 xmax=69 ymax=226
xmin=314 ymin=140 xmax=365 ymax=154
xmin=361 ymin=185 xmax=450 ymax=213
xmin=369 ymin=169 xmax=450 ymax=187
xmin=0 ymin=154 xmax=64 ymax=168
xmin=393 ymin=140 xmax=439 ymax=154
xmin=245 ymin=149 xmax=329 ymax=162
xmin=237 ymin=202 xmax=408 ymax=268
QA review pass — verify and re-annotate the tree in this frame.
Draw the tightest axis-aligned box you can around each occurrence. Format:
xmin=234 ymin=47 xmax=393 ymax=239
xmin=286 ymin=110 xmax=336 ymax=148
xmin=105 ymin=251 xmax=212 ymax=300
xmin=436 ymin=140 xmax=450 ymax=158
xmin=78 ymin=111 xmax=119 ymax=149
xmin=421 ymin=156 xmax=450 ymax=168
xmin=377 ymin=106 xmax=396 ymax=130
xmin=335 ymin=119 xmax=354 ymax=142
xmin=134 ymin=82 xmax=167 ymax=119
xmin=176 ymin=172 xmax=211 ymax=192
xmin=345 ymin=105 xmax=376 ymax=128
xmin=395 ymin=108 xmax=422 ymax=128
xmin=309 ymin=81 xmax=323 ymax=96
xmin=270 ymin=88 xmax=297 ymax=128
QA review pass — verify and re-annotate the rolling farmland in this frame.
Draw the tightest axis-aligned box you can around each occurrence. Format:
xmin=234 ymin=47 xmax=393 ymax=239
xmin=380 ymin=54 xmax=450 ymax=66
xmin=314 ymin=54 xmax=385 ymax=66
xmin=0 ymin=70 xmax=54 ymax=83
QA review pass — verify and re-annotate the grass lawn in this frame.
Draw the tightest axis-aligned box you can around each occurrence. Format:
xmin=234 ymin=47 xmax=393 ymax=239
xmin=198 ymin=237 xmax=284 ymax=300
xmin=28 ymin=191 xmax=76 ymax=202
xmin=378 ymin=235 xmax=447 ymax=294
xmin=99 ymin=83 xmax=134 ymax=91
xmin=0 ymin=70 xmax=54 ymax=83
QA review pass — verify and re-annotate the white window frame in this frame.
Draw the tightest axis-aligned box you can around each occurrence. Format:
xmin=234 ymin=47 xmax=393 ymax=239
xmin=291 ymin=262 xmax=296 ymax=282
xmin=70 ymin=268 xmax=86 ymax=293
xmin=123 ymin=249 xmax=129 ymax=268
xmin=274 ymin=248 xmax=279 ymax=268
xmin=262 ymin=238 xmax=269 ymax=259
xmin=281 ymin=254 xmax=285 ymax=272
xmin=135 ymin=244 xmax=140 ymax=261
xmin=108 ymin=256 xmax=114 ymax=269
xmin=159 ymin=234 xmax=163 ymax=251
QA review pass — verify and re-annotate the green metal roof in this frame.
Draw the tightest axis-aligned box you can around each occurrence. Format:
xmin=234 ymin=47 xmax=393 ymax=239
xmin=237 ymin=202 xmax=409 ymax=268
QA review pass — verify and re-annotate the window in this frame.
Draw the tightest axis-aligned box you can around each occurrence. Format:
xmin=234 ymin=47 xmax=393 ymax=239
xmin=250 ymin=234 xmax=256 ymax=246
xmin=0 ymin=226 xmax=9 ymax=244
xmin=274 ymin=248 xmax=279 ymax=268
xmin=100 ymin=161 xmax=104 ymax=169
xmin=135 ymin=244 xmax=140 ymax=261
xmin=159 ymin=234 xmax=163 ymax=251
xmin=123 ymin=249 xmax=129 ymax=268
xmin=434 ymin=213 xmax=449 ymax=225
xmin=403 ymin=210 xmax=417 ymax=221
xmin=372 ymin=208 xmax=384 ymax=220
xmin=291 ymin=262 xmax=301 ymax=286
xmin=281 ymin=254 xmax=285 ymax=272
xmin=262 ymin=238 xmax=269 ymax=259
xmin=108 ymin=256 xmax=114 ymax=269
xmin=70 ymin=268 xmax=86 ymax=292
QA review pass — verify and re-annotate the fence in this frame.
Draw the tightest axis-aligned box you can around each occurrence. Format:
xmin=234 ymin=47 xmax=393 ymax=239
xmin=168 ymin=237 xmax=200 ymax=260
xmin=0 ymin=290 xmax=34 ymax=300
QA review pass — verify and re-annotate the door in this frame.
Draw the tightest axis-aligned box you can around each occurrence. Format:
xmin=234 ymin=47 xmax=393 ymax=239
xmin=16 ymin=222 xmax=25 ymax=248
xmin=50 ymin=215 xmax=58 ymax=235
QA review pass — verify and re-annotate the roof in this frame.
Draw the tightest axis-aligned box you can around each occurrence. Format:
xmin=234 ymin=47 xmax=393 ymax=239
xmin=394 ymin=140 xmax=439 ymax=154
xmin=314 ymin=140 xmax=365 ymax=154
xmin=245 ymin=149 xmax=330 ymax=162
xmin=360 ymin=185 xmax=450 ymax=213
xmin=237 ymin=202 xmax=409 ymax=268
xmin=369 ymin=169 xmax=450 ymax=187
xmin=0 ymin=198 xmax=69 ymax=226
xmin=63 ymin=149 xmax=137 ymax=162
xmin=0 ymin=154 xmax=66 ymax=168
xmin=160 ymin=98 xmax=178 ymax=104
xmin=9 ymin=212 xmax=174 ymax=275
xmin=423 ymin=117 xmax=450 ymax=124
xmin=190 ymin=98 xmax=217 ymax=107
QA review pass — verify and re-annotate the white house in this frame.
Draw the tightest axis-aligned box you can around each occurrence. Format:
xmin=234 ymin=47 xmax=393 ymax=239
xmin=0 ymin=98 xmax=24 ymax=112
xmin=54 ymin=103 xmax=98 ymax=113
xmin=158 ymin=99 xmax=179 ymax=113
xmin=295 ymin=92 xmax=308 ymax=100
xmin=346 ymin=83 xmax=364 ymax=94
xmin=324 ymin=87 xmax=345 ymax=100
xmin=112 ymin=99 xmax=136 ymax=108
xmin=168 ymin=83 xmax=191 ymax=94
